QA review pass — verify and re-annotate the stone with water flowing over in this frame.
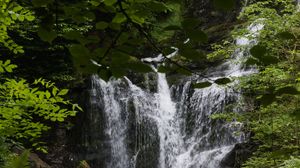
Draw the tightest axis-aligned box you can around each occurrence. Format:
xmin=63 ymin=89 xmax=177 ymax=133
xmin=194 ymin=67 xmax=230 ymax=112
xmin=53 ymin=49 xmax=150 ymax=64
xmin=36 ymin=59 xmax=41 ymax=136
xmin=69 ymin=22 xmax=263 ymax=168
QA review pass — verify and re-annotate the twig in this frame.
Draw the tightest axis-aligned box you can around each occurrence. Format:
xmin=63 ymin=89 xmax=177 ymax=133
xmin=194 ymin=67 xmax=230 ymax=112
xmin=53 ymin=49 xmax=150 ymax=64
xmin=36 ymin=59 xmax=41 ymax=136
xmin=99 ymin=28 xmax=125 ymax=62
xmin=117 ymin=0 xmax=212 ymax=81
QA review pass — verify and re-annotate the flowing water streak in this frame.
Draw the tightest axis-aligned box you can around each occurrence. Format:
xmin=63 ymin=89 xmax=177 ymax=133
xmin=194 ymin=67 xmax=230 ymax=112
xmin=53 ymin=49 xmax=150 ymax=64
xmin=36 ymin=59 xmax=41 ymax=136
xmin=171 ymin=21 xmax=264 ymax=168
xmin=91 ymin=76 xmax=130 ymax=168
xmin=156 ymin=73 xmax=184 ymax=168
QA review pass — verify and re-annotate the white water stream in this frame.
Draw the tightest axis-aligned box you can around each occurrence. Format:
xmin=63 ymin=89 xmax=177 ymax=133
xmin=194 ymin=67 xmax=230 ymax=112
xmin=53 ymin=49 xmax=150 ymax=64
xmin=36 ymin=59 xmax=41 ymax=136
xmin=85 ymin=15 xmax=265 ymax=168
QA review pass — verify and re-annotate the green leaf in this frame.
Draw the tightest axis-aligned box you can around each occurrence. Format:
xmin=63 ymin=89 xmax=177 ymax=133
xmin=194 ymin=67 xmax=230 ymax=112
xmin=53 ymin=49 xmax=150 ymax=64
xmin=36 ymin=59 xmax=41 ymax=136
xmin=158 ymin=66 xmax=169 ymax=73
xmin=96 ymin=21 xmax=109 ymax=30
xmin=128 ymin=61 xmax=153 ymax=73
xmin=276 ymin=86 xmax=300 ymax=95
xmin=4 ymin=65 xmax=14 ymax=73
xmin=259 ymin=94 xmax=276 ymax=106
xmin=11 ymin=13 xmax=17 ymax=20
xmin=186 ymin=30 xmax=208 ymax=43
xmin=245 ymin=57 xmax=259 ymax=65
xmin=90 ymin=1 xmax=100 ymax=6
xmin=176 ymin=67 xmax=192 ymax=76
xmin=214 ymin=77 xmax=231 ymax=85
xmin=103 ymin=0 xmax=116 ymax=6
xmin=52 ymin=88 xmax=58 ymax=96
xmin=259 ymin=56 xmax=279 ymax=65
xmin=25 ymin=15 xmax=35 ymax=21
xmin=0 ymin=66 xmax=4 ymax=73
xmin=68 ymin=44 xmax=90 ymax=58
xmin=13 ymin=6 xmax=23 ymax=12
xmin=112 ymin=13 xmax=126 ymax=23
xmin=63 ymin=31 xmax=81 ymax=40
xmin=18 ymin=15 xmax=25 ymax=21
xmin=111 ymin=67 xmax=127 ymax=78
xmin=291 ymin=108 xmax=300 ymax=120
xmin=109 ymin=22 xmax=121 ymax=30
xmin=213 ymin=0 xmax=236 ymax=11
xmin=8 ymin=150 xmax=30 ymax=168
xmin=45 ymin=91 xmax=51 ymax=99
xmin=147 ymin=1 xmax=168 ymax=12
xmin=131 ymin=15 xmax=145 ymax=25
xmin=98 ymin=69 xmax=112 ymax=81
xmin=277 ymin=31 xmax=295 ymax=40
xmin=58 ymin=89 xmax=68 ymax=96
xmin=250 ymin=45 xmax=267 ymax=58
xmin=57 ymin=118 xmax=64 ymax=122
xmin=37 ymin=28 xmax=57 ymax=43
xmin=4 ymin=60 xmax=10 ymax=66
xmin=193 ymin=82 xmax=212 ymax=89
xmin=179 ymin=48 xmax=205 ymax=61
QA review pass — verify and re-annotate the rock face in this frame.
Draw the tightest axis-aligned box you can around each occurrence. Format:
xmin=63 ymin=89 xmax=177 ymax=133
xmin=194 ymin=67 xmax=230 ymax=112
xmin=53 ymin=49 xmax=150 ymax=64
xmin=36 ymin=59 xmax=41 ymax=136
xmin=184 ymin=0 xmax=242 ymax=28
xmin=180 ymin=0 xmax=244 ymax=73
xmin=43 ymin=127 xmax=72 ymax=168
xmin=220 ymin=142 xmax=258 ymax=168
xmin=12 ymin=147 xmax=51 ymax=168
xmin=29 ymin=153 xmax=52 ymax=168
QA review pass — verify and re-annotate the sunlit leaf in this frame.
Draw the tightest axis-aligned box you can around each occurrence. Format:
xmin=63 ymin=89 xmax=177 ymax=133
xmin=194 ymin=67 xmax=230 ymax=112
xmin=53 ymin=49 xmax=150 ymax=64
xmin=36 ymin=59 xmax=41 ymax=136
xmin=58 ymin=89 xmax=68 ymax=96
xmin=214 ymin=77 xmax=231 ymax=85
xmin=193 ymin=82 xmax=212 ymax=88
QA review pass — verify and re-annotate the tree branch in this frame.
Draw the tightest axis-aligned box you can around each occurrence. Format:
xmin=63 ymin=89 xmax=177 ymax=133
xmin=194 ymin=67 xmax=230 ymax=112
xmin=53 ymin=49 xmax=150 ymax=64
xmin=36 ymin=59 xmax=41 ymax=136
xmin=117 ymin=0 xmax=212 ymax=81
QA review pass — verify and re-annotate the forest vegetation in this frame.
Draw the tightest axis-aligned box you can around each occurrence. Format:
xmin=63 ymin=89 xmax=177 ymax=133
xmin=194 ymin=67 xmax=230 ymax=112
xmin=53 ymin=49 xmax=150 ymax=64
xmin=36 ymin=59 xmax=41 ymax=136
xmin=0 ymin=0 xmax=299 ymax=167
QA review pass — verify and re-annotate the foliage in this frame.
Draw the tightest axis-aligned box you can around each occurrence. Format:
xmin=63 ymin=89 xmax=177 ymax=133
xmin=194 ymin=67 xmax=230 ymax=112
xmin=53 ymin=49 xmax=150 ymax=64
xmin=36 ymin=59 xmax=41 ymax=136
xmin=3 ymin=150 xmax=30 ymax=168
xmin=0 ymin=76 xmax=81 ymax=151
xmin=0 ymin=138 xmax=14 ymax=167
xmin=280 ymin=157 xmax=300 ymax=168
xmin=0 ymin=0 xmax=82 ymax=155
xmin=207 ymin=0 xmax=300 ymax=167
xmin=27 ymin=0 xmax=235 ymax=81
xmin=0 ymin=0 xmax=35 ymax=54
xmin=222 ymin=0 xmax=300 ymax=167
xmin=207 ymin=40 xmax=235 ymax=61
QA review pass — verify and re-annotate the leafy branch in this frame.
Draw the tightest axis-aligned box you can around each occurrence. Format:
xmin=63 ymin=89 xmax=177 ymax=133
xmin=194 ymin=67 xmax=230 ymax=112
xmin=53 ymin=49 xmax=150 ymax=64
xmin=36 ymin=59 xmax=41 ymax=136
xmin=117 ymin=0 xmax=213 ymax=81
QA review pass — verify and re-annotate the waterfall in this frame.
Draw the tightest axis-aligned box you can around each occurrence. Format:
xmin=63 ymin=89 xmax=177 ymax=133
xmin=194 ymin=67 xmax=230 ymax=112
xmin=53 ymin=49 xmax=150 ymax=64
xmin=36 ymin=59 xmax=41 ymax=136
xmin=79 ymin=14 xmax=265 ymax=168
xmin=90 ymin=77 xmax=130 ymax=168
xmin=156 ymin=73 xmax=184 ymax=168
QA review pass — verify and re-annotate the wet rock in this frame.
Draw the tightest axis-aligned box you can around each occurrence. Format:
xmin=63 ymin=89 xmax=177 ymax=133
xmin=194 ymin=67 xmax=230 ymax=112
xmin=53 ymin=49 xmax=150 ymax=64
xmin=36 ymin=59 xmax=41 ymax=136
xmin=12 ymin=147 xmax=51 ymax=168
xmin=220 ymin=142 xmax=258 ymax=168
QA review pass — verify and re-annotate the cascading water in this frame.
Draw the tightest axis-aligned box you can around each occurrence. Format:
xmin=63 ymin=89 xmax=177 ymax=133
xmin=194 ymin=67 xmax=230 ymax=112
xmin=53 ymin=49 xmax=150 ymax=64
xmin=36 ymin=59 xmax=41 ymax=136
xmin=78 ymin=16 xmax=264 ymax=168
xmin=90 ymin=77 xmax=130 ymax=168
xmin=155 ymin=72 xmax=184 ymax=168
